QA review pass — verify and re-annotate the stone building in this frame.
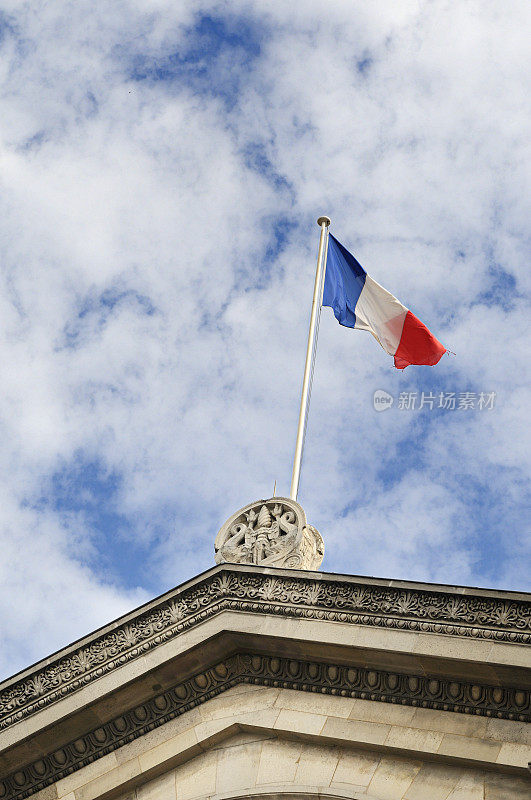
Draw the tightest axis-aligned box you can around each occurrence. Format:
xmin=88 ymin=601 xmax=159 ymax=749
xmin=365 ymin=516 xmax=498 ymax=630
xmin=0 ymin=497 xmax=530 ymax=800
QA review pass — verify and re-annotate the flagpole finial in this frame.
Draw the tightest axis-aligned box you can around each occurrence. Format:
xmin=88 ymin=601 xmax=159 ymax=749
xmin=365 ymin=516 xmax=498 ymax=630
xmin=317 ymin=216 xmax=331 ymax=227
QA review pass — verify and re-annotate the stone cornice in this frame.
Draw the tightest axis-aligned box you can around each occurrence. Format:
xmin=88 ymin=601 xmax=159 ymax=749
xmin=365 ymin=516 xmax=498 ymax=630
xmin=1 ymin=565 xmax=530 ymax=732
xmin=1 ymin=651 xmax=530 ymax=800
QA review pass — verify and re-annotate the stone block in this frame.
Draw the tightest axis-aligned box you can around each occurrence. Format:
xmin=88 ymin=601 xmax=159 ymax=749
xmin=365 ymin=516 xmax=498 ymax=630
xmin=191 ymin=717 xmax=238 ymax=746
xmin=367 ymin=755 xmax=422 ymax=800
xmin=199 ymin=686 xmax=280 ymax=722
xmin=256 ymin=738 xmax=303 ymax=785
xmin=136 ymin=771 xmax=176 ymax=800
xmin=215 ymin=740 xmax=262 ymax=792
xmin=403 ymin=763 xmax=463 ymax=800
xmin=437 ymin=733 xmax=501 ymax=763
xmin=485 ymin=641 xmax=531 ymax=669
xmin=349 ymin=698 xmax=417 ymax=726
xmin=484 ymin=773 xmax=531 ymax=800
xmin=74 ymin=758 xmax=141 ymax=800
xmin=410 ymin=707 xmax=488 ymax=738
xmin=384 ymin=724 xmax=444 ymax=754
xmin=55 ymin=752 xmax=118 ymax=797
xmin=274 ymin=687 xmax=354 ymax=718
xmin=293 ymin=743 xmax=339 ymax=786
xmin=114 ymin=708 xmax=203 ymax=765
xmin=174 ymin=751 xmax=217 ymax=800
xmin=34 ymin=789 xmax=59 ymax=800
xmin=484 ymin=717 xmax=531 ymax=744
xmin=274 ymin=708 xmax=326 ymax=735
xmin=320 ymin=715 xmax=391 ymax=746
xmin=496 ymin=741 xmax=531 ymax=768
xmin=211 ymin=730 xmax=271 ymax=750
xmin=138 ymin=726 xmax=198 ymax=772
xmin=224 ymin=706 xmax=281 ymax=733
xmin=331 ymin=748 xmax=380 ymax=787
xmin=446 ymin=771 xmax=487 ymax=800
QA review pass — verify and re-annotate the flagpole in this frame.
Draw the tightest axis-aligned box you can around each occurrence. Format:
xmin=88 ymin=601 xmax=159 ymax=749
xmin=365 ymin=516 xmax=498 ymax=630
xmin=290 ymin=215 xmax=331 ymax=501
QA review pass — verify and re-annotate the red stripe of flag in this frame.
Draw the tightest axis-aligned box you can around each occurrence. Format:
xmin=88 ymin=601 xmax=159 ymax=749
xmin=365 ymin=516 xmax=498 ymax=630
xmin=394 ymin=310 xmax=446 ymax=370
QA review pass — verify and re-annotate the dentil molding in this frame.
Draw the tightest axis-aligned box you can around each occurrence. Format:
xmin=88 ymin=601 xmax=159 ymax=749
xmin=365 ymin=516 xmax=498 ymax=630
xmin=1 ymin=651 xmax=530 ymax=800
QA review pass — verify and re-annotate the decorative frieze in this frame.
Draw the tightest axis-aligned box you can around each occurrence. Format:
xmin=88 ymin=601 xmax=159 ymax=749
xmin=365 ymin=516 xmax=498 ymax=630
xmin=1 ymin=651 xmax=529 ymax=800
xmin=0 ymin=568 xmax=529 ymax=732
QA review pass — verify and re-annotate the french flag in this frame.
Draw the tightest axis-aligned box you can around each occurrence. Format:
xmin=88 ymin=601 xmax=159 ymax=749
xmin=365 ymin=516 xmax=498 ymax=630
xmin=323 ymin=234 xmax=446 ymax=370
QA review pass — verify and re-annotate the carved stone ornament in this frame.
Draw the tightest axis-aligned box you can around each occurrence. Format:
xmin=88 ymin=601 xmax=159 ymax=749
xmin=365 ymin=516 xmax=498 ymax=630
xmin=214 ymin=497 xmax=324 ymax=570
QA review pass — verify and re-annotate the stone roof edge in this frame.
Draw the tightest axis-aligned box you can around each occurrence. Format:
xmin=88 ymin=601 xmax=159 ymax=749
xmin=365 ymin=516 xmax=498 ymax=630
xmin=3 ymin=564 xmax=529 ymax=686
xmin=0 ymin=565 xmax=529 ymax=732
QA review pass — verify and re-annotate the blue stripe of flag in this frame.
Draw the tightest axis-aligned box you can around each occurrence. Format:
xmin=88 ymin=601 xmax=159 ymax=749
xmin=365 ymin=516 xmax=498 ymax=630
xmin=323 ymin=234 xmax=367 ymax=328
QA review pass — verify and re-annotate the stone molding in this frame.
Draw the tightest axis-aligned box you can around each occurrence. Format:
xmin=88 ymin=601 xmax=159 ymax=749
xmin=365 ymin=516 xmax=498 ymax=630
xmin=0 ymin=567 xmax=530 ymax=732
xmin=1 ymin=651 xmax=530 ymax=800
xmin=196 ymin=788 xmax=375 ymax=800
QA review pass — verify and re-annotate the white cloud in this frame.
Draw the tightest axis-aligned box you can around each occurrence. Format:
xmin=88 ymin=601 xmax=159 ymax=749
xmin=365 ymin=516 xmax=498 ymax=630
xmin=0 ymin=0 xmax=529 ymax=678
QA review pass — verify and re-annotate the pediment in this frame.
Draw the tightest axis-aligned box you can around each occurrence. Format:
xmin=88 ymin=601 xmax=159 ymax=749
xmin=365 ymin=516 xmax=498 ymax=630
xmin=0 ymin=565 xmax=529 ymax=800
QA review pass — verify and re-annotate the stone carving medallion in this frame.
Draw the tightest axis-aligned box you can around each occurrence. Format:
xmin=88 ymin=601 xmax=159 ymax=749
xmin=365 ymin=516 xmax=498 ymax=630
xmin=215 ymin=497 xmax=324 ymax=570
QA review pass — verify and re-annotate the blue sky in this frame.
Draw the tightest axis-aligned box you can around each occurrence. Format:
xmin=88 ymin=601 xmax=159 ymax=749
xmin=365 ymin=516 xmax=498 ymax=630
xmin=0 ymin=1 xmax=529 ymax=678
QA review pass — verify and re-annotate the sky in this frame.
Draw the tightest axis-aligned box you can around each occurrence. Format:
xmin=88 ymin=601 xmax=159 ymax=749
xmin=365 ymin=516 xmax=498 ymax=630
xmin=0 ymin=0 xmax=529 ymax=680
